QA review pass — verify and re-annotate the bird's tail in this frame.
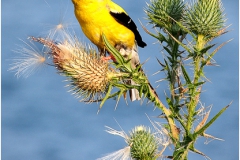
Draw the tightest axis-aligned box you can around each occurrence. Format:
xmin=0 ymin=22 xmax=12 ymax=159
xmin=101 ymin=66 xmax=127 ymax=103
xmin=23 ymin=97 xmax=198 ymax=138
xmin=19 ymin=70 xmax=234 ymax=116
xmin=129 ymin=80 xmax=141 ymax=101
xmin=129 ymin=66 xmax=159 ymax=102
xmin=118 ymin=46 xmax=158 ymax=101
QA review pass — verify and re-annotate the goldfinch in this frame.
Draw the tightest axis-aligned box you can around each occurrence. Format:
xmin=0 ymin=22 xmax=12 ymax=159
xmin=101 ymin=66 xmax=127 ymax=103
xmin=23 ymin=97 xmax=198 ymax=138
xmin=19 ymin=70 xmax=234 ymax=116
xmin=72 ymin=0 xmax=147 ymax=101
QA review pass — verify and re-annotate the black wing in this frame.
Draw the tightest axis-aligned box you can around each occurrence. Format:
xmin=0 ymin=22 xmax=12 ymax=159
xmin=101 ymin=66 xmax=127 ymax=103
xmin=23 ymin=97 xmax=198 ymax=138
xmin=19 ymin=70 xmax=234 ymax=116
xmin=110 ymin=12 xmax=147 ymax=48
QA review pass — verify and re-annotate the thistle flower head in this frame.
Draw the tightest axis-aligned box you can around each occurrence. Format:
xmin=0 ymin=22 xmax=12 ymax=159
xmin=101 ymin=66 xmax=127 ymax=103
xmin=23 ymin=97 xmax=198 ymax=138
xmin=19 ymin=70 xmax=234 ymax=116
xmin=10 ymin=25 xmax=126 ymax=105
xmin=98 ymin=122 xmax=170 ymax=160
xmin=30 ymin=36 xmax=113 ymax=102
xmin=183 ymin=0 xmax=226 ymax=39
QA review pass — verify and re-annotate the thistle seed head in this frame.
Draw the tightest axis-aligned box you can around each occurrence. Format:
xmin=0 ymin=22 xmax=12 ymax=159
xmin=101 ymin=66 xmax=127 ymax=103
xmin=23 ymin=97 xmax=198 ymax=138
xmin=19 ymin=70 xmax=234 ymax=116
xmin=31 ymin=37 xmax=111 ymax=101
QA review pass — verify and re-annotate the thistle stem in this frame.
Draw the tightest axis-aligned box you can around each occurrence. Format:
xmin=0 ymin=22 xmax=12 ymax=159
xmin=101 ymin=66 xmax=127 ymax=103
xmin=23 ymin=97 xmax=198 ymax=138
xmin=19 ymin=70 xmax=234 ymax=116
xmin=147 ymin=83 xmax=179 ymax=140
xmin=187 ymin=34 xmax=206 ymax=132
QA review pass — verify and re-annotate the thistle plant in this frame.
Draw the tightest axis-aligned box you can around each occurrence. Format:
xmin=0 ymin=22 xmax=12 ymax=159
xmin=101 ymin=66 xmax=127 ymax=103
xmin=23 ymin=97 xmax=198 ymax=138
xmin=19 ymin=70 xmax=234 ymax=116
xmin=9 ymin=0 xmax=231 ymax=159
xmin=144 ymin=0 xmax=230 ymax=159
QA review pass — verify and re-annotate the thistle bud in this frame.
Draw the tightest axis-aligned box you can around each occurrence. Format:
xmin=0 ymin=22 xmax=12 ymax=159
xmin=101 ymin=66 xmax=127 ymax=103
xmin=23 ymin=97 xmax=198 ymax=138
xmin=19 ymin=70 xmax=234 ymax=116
xmin=184 ymin=0 xmax=225 ymax=39
xmin=146 ymin=0 xmax=184 ymax=28
xmin=128 ymin=126 xmax=158 ymax=160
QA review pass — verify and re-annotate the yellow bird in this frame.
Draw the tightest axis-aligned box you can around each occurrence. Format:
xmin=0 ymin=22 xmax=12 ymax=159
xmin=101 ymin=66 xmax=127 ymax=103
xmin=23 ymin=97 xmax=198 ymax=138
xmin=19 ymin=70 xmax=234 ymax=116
xmin=72 ymin=0 xmax=147 ymax=101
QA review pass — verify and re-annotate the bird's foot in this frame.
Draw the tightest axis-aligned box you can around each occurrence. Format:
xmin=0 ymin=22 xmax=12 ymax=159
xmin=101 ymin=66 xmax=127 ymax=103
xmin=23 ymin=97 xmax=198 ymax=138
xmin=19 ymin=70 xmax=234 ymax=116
xmin=101 ymin=54 xmax=116 ymax=62
xmin=101 ymin=56 xmax=112 ymax=61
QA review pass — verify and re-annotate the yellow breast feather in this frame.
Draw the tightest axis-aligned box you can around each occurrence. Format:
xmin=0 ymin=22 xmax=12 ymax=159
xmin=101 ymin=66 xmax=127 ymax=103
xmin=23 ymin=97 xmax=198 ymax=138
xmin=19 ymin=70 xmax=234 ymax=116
xmin=73 ymin=0 xmax=135 ymax=51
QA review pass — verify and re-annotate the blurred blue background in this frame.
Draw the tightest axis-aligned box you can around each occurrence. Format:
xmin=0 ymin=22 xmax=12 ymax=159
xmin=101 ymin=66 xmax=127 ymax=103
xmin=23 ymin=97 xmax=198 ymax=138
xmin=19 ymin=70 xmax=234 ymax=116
xmin=2 ymin=0 xmax=238 ymax=159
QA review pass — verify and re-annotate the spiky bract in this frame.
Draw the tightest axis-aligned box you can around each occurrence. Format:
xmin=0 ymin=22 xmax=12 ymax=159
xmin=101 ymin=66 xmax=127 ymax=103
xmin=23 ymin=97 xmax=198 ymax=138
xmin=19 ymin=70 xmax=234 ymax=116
xmin=59 ymin=44 xmax=110 ymax=101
